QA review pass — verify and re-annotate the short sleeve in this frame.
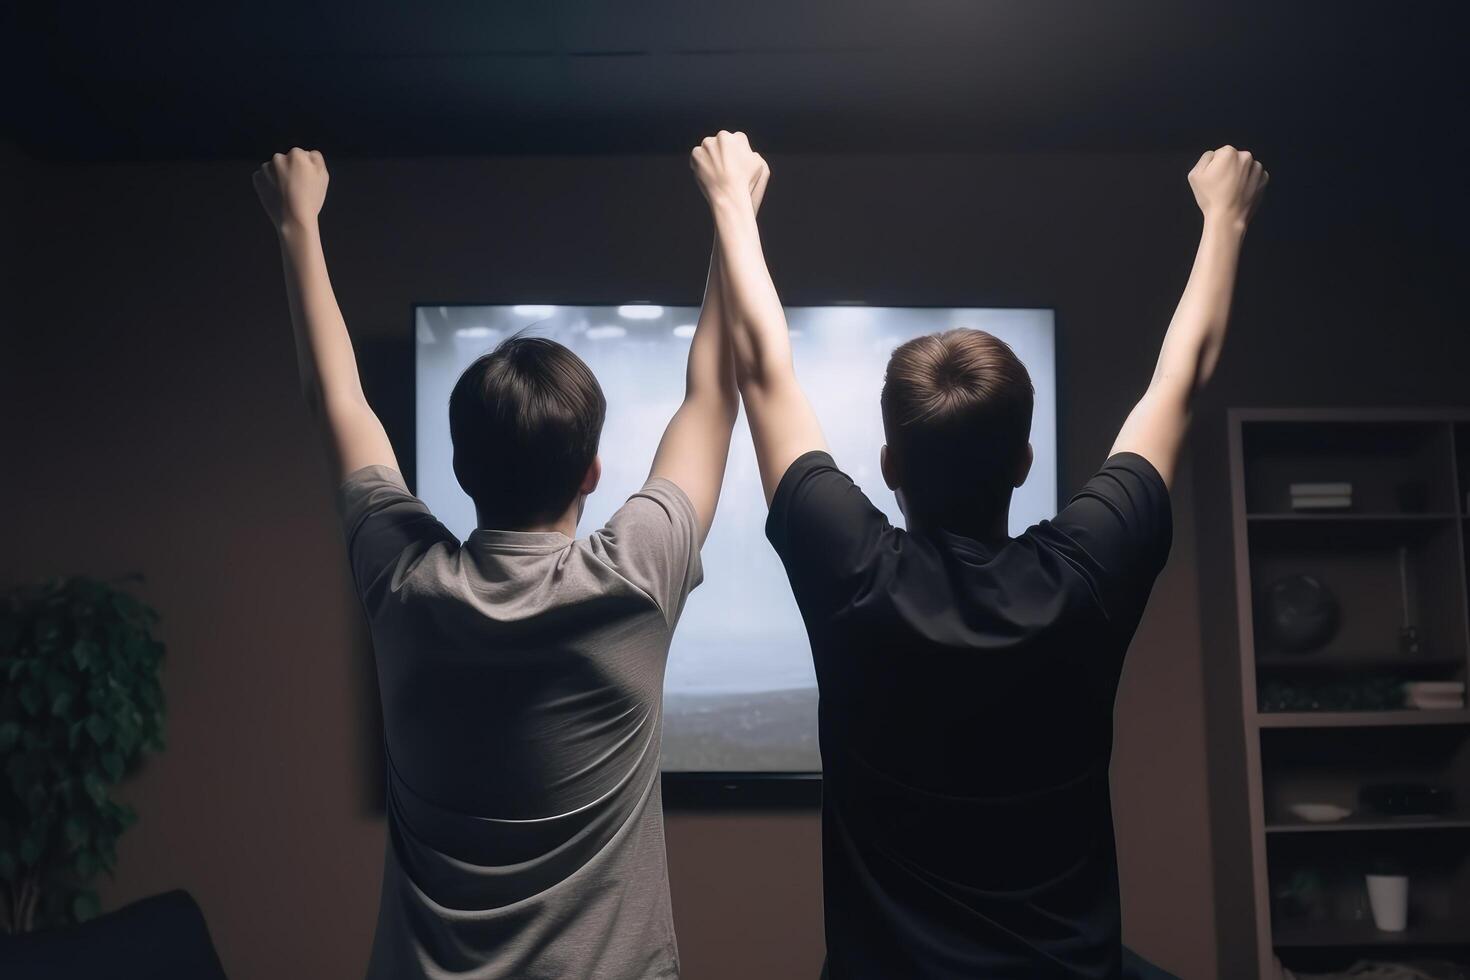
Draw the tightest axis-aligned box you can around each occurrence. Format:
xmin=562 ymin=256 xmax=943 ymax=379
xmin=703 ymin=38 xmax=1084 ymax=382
xmin=590 ymin=478 xmax=704 ymax=626
xmin=337 ymin=465 xmax=456 ymax=602
xmin=1033 ymin=452 xmax=1173 ymax=623
xmin=765 ymin=451 xmax=894 ymax=618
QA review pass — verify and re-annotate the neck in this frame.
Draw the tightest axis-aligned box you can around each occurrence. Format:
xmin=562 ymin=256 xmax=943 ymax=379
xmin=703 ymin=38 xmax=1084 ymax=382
xmin=904 ymin=494 xmax=1012 ymax=546
xmin=475 ymin=501 xmax=582 ymax=538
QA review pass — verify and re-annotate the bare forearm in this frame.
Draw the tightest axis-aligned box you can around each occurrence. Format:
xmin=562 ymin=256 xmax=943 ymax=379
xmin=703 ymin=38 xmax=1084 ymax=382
xmin=277 ymin=218 xmax=367 ymax=412
xmin=648 ymin=236 xmax=740 ymax=538
xmin=255 ymin=148 xmax=397 ymax=480
xmin=689 ymin=130 xmax=825 ymax=502
xmin=1109 ymin=145 xmax=1266 ymax=486
xmin=1147 ymin=217 xmax=1246 ymax=403
xmin=708 ymin=187 xmax=825 ymax=502
xmin=709 ymin=191 xmax=793 ymax=388
xmin=275 ymin=216 xmax=398 ymax=479
xmin=682 ymin=242 xmax=739 ymax=418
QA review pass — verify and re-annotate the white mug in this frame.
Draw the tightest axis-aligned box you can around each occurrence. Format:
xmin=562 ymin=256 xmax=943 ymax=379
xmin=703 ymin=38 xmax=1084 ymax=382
xmin=1365 ymin=874 xmax=1409 ymax=932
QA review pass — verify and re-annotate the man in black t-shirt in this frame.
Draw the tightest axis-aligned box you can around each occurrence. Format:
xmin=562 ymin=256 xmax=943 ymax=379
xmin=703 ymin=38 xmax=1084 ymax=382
xmin=691 ymin=132 xmax=1268 ymax=977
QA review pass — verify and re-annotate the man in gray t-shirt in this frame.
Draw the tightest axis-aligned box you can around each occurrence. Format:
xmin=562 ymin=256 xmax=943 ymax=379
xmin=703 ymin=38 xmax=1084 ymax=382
xmin=253 ymin=138 xmax=771 ymax=978
xmin=340 ymin=471 xmax=701 ymax=978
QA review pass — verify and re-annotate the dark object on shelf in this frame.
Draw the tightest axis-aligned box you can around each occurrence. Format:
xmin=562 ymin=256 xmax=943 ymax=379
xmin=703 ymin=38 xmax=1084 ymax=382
xmin=1395 ymin=479 xmax=1431 ymax=513
xmin=1262 ymin=574 xmax=1340 ymax=653
xmin=1259 ymin=675 xmax=1408 ymax=713
xmin=1396 ymin=546 xmax=1421 ymax=657
xmin=1273 ymin=869 xmax=1329 ymax=922
xmin=1359 ymin=782 xmax=1454 ymax=818
xmin=0 ymin=890 xmax=227 ymax=979
xmin=1288 ymin=481 xmax=1354 ymax=511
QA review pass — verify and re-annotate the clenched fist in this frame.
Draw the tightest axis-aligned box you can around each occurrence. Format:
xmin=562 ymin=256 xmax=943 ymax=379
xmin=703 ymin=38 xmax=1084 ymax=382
xmin=1189 ymin=146 xmax=1269 ymax=230
xmin=691 ymin=131 xmax=769 ymax=211
xmin=253 ymin=148 xmax=329 ymax=231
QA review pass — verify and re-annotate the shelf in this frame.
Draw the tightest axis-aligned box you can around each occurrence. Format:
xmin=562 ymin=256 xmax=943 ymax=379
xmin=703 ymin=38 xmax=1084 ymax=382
xmin=1258 ymin=710 xmax=1470 ymax=728
xmin=1248 ymin=512 xmax=1459 ymax=522
xmin=1267 ymin=817 xmax=1470 ymax=834
xmin=1256 ymin=653 xmax=1465 ymax=670
xmin=1274 ymin=918 xmax=1470 ymax=948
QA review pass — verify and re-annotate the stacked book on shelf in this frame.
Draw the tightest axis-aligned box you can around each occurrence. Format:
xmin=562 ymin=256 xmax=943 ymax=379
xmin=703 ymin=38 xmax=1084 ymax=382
xmin=1289 ymin=481 xmax=1353 ymax=511
xmin=1403 ymin=681 xmax=1465 ymax=710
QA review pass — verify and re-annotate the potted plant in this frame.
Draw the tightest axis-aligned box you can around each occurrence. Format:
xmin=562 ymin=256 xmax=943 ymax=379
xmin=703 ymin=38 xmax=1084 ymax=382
xmin=0 ymin=576 xmax=166 ymax=932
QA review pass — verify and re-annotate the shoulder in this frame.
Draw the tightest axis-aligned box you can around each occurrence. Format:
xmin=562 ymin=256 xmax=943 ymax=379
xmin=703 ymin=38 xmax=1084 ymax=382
xmin=1018 ymin=451 xmax=1173 ymax=620
xmin=765 ymin=450 xmax=890 ymax=552
xmin=610 ymin=477 xmax=701 ymax=531
xmin=584 ymin=478 xmax=704 ymax=625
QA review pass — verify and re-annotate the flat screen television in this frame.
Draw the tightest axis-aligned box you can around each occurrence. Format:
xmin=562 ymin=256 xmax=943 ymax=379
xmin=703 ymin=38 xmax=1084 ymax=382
xmin=414 ymin=303 xmax=1056 ymax=792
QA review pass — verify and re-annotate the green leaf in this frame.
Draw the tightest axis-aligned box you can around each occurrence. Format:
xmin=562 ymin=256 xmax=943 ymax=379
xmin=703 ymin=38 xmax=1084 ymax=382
xmin=18 ymin=684 xmax=41 ymax=716
xmin=51 ymin=691 xmax=74 ymax=718
xmin=19 ymin=837 xmax=40 ymax=866
xmin=82 ymin=771 xmax=107 ymax=806
xmin=0 ymin=850 xmax=16 ymax=882
xmin=74 ymin=849 xmax=98 ymax=879
xmin=97 ymin=837 xmax=117 ymax=873
xmin=111 ymin=716 xmax=137 ymax=755
xmin=0 ymin=721 xmax=20 ymax=752
xmin=64 ymin=815 xmax=88 ymax=850
xmin=7 ymin=659 xmax=25 ymax=682
xmin=72 ymin=639 xmax=97 ymax=671
xmin=72 ymin=890 xmax=100 ymax=922
xmin=85 ymin=715 xmax=112 ymax=746
xmin=100 ymin=752 xmax=124 ymax=782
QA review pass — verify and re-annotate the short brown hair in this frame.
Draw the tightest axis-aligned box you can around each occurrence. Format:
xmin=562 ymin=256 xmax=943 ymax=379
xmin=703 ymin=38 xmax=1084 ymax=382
xmin=880 ymin=329 xmax=1034 ymax=528
xmin=449 ymin=336 xmax=606 ymax=528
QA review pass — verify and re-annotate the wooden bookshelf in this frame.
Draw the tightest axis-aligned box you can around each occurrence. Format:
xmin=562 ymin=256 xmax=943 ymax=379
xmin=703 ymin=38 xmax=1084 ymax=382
xmin=1228 ymin=409 xmax=1470 ymax=976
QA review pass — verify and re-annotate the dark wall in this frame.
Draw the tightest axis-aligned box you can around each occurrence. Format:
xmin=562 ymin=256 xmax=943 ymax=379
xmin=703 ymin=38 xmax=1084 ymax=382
xmin=1 ymin=146 xmax=1462 ymax=979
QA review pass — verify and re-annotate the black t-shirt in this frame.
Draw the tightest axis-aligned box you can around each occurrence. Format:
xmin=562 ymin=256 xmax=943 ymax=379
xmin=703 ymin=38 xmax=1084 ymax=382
xmin=766 ymin=451 xmax=1172 ymax=980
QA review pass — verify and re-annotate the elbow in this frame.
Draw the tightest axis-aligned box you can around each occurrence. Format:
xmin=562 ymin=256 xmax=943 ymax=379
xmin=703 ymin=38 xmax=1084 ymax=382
xmin=689 ymin=385 xmax=741 ymax=428
xmin=732 ymin=346 xmax=785 ymax=399
xmin=729 ymin=331 xmax=764 ymax=388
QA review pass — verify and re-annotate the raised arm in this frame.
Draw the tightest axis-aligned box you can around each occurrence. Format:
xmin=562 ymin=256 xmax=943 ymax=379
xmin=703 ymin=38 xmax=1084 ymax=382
xmin=645 ymin=193 xmax=750 ymax=542
xmin=253 ymin=148 xmax=398 ymax=482
xmin=1110 ymin=146 xmax=1269 ymax=486
xmin=690 ymin=131 xmax=827 ymax=505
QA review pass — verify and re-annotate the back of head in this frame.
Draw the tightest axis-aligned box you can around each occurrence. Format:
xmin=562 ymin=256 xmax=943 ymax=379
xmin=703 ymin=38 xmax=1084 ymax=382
xmin=449 ymin=336 xmax=606 ymax=529
xmin=881 ymin=329 xmax=1034 ymax=533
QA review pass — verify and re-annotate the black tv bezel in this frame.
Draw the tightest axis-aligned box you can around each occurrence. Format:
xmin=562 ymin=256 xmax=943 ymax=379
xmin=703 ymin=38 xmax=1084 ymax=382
xmin=400 ymin=299 xmax=1063 ymax=808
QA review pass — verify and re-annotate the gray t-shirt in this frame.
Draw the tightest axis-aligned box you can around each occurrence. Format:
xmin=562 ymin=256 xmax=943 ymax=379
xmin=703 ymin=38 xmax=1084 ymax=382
xmin=337 ymin=466 xmax=702 ymax=980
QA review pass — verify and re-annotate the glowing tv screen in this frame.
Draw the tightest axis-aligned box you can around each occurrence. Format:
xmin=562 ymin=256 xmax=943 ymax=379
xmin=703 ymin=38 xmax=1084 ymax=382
xmin=415 ymin=304 xmax=1056 ymax=772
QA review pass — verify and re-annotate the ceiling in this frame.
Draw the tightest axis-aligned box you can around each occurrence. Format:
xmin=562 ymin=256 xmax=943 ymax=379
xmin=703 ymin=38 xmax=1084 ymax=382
xmin=5 ymin=1 xmax=1465 ymax=160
